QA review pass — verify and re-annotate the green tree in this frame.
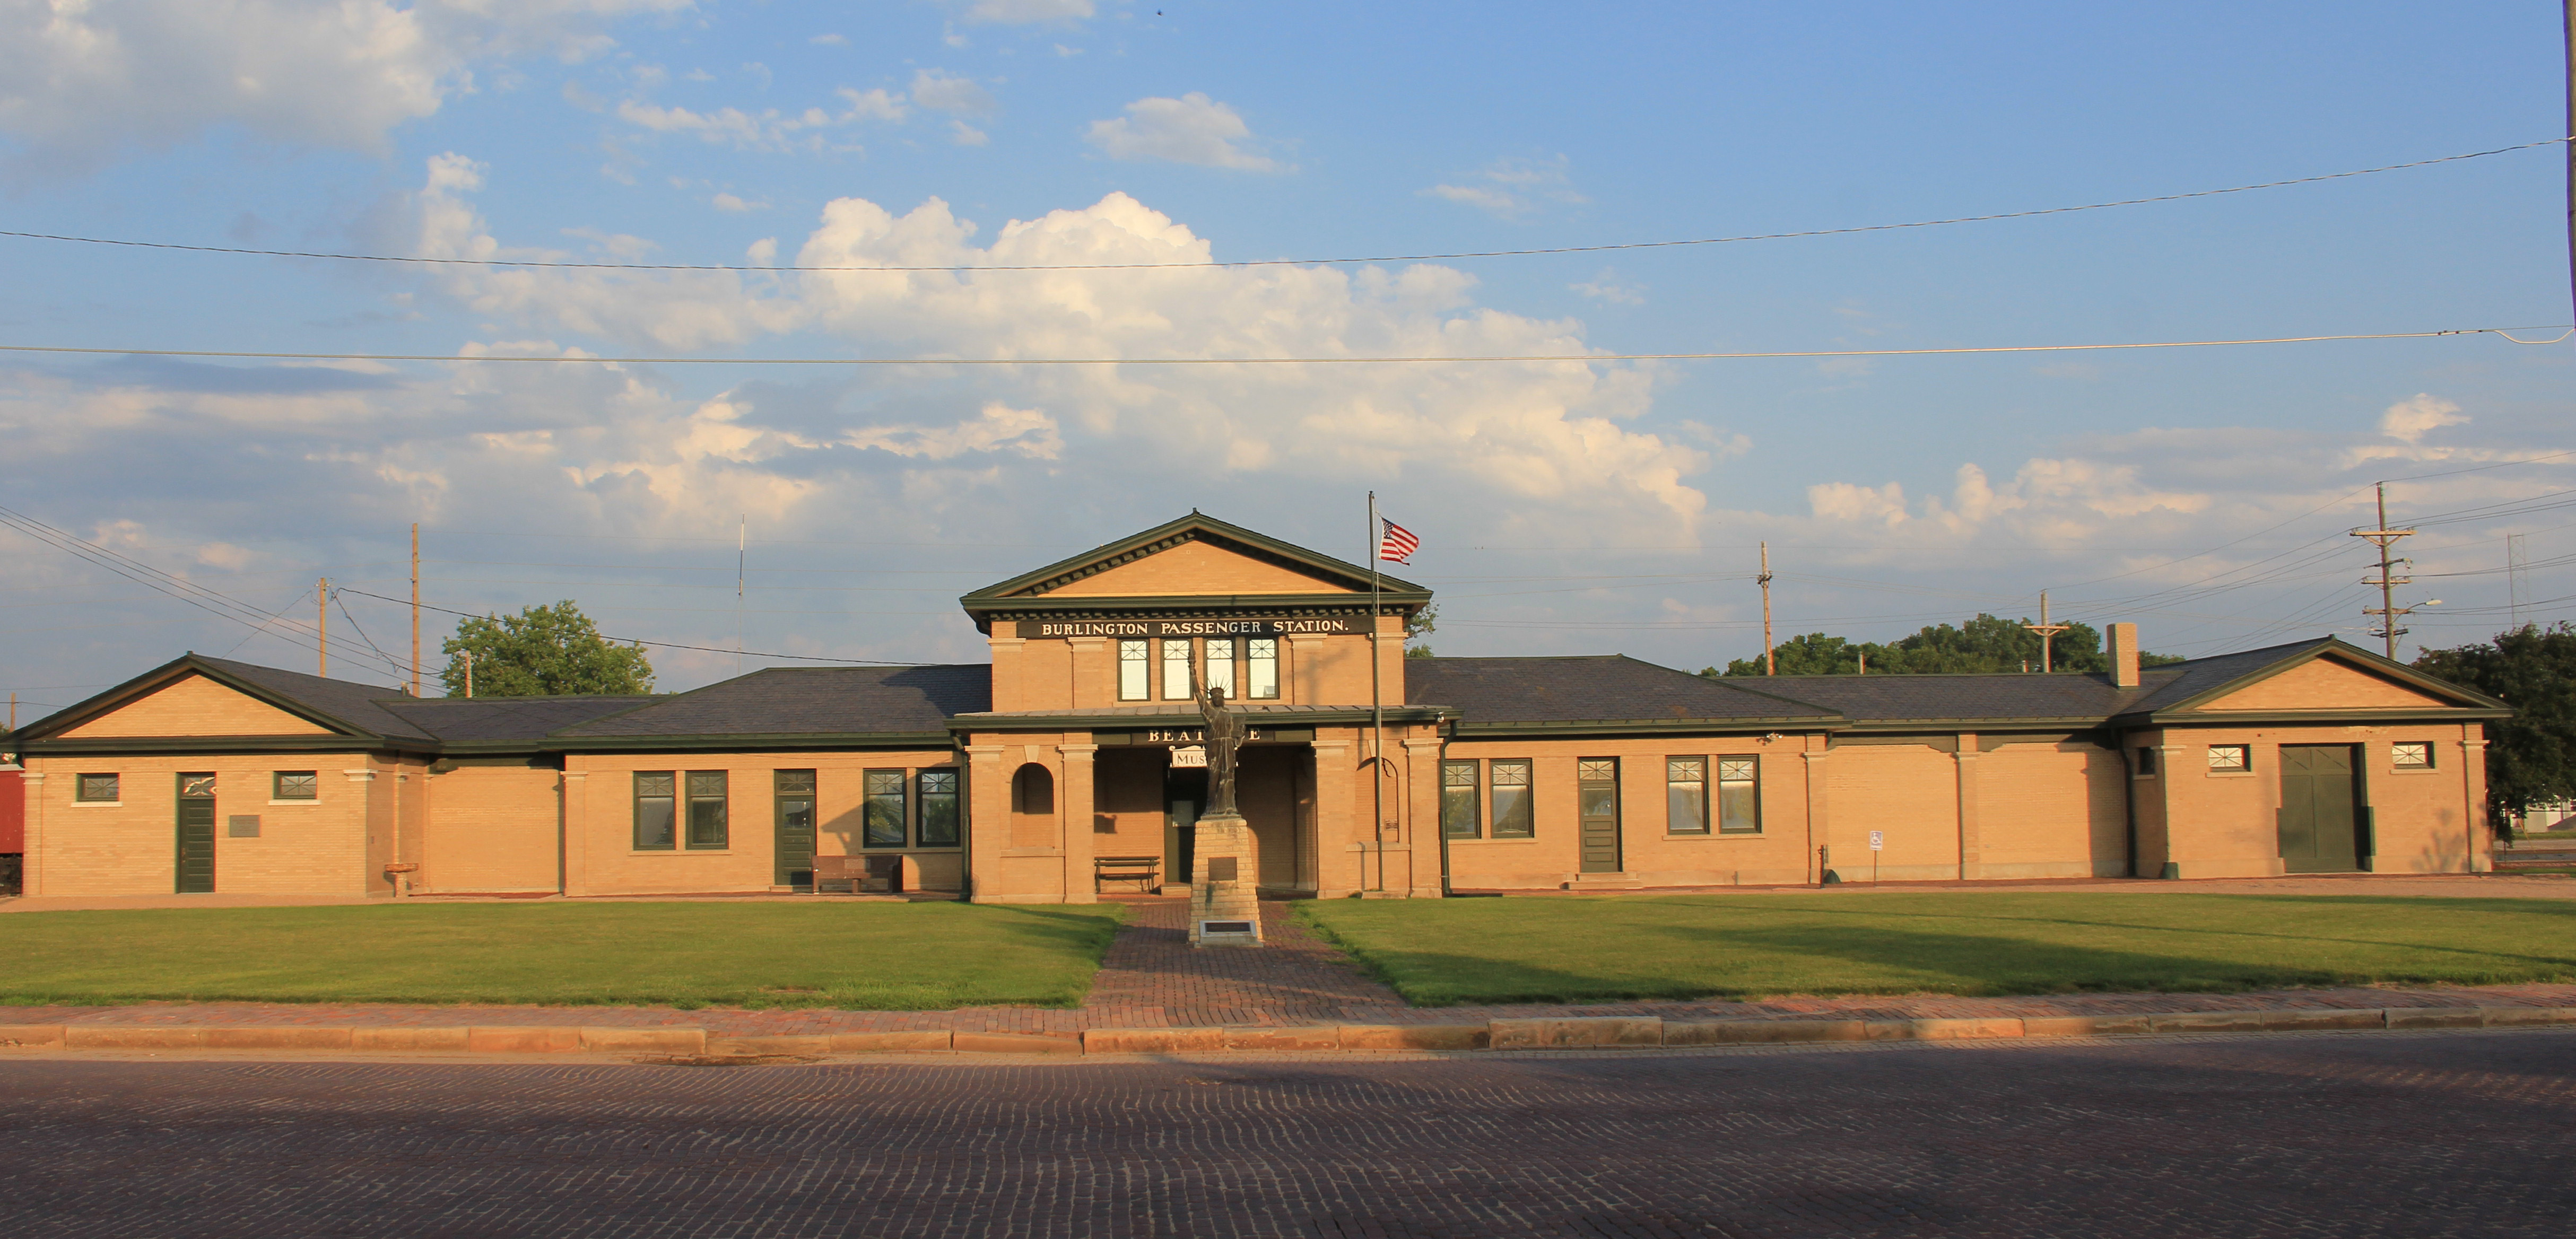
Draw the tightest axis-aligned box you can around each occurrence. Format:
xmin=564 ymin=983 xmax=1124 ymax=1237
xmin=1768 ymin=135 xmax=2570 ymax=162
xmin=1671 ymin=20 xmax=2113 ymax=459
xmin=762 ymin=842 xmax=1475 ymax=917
xmin=1707 ymin=614 xmax=2185 ymax=678
xmin=439 ymin=601 xmax=656 ymax=697
xmin=2414 ymin=622 xmax=2576 ymax=835
xmin=1405 ymin=604 xmax=1438 ymax=659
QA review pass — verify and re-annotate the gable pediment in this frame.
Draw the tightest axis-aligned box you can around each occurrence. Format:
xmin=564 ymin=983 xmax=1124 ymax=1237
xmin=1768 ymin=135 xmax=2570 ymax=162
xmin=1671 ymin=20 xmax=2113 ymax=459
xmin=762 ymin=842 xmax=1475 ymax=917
xmin=58 ymin=671 xmax=339 ymax=739
xmin=2194 ymin=653 xmax=2469 ymax=713
xmin=963 ymin=514 xmax=1427 ymax=625
xmin=1037 ymin=536 xmax=1360 ymax=598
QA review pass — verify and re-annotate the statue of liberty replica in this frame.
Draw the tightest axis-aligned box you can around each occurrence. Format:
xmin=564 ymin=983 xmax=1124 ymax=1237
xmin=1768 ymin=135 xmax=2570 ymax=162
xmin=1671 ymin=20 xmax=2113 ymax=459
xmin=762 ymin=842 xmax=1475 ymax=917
xmin=1188 ymin=676 xmax=1262 ymax=946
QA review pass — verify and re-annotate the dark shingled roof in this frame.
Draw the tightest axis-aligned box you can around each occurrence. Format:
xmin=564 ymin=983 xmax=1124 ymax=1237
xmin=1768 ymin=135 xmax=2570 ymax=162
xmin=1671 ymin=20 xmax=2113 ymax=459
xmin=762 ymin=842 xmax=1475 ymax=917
xmin=555 ymin=665 xmax=991 ymax=737
xmin=194 ymin=656 xmax=439 ymax=740
xmin=1407 ymin=656 xmax=1840 ymax=724
xmin=380 ymin=695 xmax=662 ymax=741
xmin=1737 ymin=639 xmax=2344 ymax=725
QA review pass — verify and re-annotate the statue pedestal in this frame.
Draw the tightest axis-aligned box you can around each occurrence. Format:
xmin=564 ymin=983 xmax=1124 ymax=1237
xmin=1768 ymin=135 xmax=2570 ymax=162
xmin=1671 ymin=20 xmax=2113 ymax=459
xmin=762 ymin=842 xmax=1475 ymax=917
xmin=1187 ymin=812 xmax=1264 ymax=947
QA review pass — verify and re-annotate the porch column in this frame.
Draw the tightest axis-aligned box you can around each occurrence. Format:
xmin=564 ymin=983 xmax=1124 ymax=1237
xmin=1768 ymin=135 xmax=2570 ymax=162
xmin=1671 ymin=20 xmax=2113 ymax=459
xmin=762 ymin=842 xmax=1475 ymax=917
xmin=1954 ymin=734 xmax=1982 ymax=880
xmin=19 ymin=770 xmax=42 ymax=897
xmin=1402 ymin=734 xmax=1446 ymax=897
xmin=965 ymin=741 xmax=1011 ymax=902
xmin=1057 ymin=740 xmax=1098 ymax=903
xmin=560 ymin=768 xmax=589 ymax=897
xmin=1312 ymin=735 xmax=1356 ymax=897
xmin=1803 ymin=747 xmax=1832 ymax=883
xmin=2462 ymin=731 xmax=2492 ymax=873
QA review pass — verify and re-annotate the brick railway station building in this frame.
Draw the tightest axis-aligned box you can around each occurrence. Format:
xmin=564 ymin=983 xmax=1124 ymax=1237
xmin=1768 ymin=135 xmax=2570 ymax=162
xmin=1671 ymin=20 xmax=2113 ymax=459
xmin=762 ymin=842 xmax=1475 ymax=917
xmin=0 ymin=513 xmax=2510 ymax=902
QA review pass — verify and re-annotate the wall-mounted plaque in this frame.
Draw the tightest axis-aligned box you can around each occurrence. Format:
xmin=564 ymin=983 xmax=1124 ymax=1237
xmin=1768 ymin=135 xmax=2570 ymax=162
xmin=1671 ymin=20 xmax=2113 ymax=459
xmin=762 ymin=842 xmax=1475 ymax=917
xmin=1170 ymin=745 xmax=1208 ymax=768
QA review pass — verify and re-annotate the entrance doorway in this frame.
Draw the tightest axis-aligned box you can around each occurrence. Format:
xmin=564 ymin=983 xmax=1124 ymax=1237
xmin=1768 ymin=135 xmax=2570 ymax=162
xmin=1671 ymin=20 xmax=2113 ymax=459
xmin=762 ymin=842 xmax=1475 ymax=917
xmin=175 ymin=772 xmax=216 ymax=893
xmin=1165 ymin=765 xmax=1207 ymax=890
xmin=1578 ymin=758 xmax=1622 ymax=873
xmin=2279 ymin=745 xmax=2364 ymax=873
xmin=774 ymin=770 xmax=816 ymax=889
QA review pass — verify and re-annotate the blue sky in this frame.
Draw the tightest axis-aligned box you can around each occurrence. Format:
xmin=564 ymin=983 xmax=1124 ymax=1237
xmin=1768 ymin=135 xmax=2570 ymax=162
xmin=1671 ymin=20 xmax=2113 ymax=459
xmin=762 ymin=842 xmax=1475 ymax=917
xmin=2 ymin=1 xmax=2570 ymax=712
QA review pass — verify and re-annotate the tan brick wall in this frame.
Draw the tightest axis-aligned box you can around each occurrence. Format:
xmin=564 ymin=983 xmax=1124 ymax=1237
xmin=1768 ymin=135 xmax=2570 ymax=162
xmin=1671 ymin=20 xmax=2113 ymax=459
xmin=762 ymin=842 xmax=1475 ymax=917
xmin=422 ymin=763 xmax=560 ymax=893
xmin=2200 ymin=658 xmax=2451 ymax=711
xmin=1824 ymin=743 xmax=1961 ymax=880
xmin=59 ymin=674 xmax=332 ymax=738
xmin=24 ymin=754 xmax=372 ymax=896
xmin=1041 ymin=539 xmax=1361 ymax=597
xmin=990 ymin=621 xmax=1400 ymax=713
xmin=1439 ymin=737 xmax=1817 ymax=889
xmin=1974 ymin=740 xmax=2128 ymax=878
xmin=568 ymin=751 xmax=967 ymax=896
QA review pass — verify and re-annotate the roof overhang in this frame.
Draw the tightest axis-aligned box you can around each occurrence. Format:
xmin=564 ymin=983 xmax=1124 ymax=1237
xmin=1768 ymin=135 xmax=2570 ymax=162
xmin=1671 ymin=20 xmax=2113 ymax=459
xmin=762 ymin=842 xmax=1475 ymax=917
xmin=15 ymin=735 xmax=435 ymax=757
xmin=1448 ymin=716 xmax=1843 ymax=738
xmin=12 ymin=653 xmax=396 ymax=747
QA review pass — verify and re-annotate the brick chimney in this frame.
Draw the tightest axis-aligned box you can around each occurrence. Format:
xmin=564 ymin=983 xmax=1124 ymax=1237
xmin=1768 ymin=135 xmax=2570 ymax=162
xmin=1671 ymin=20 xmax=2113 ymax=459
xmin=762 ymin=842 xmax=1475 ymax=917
xmin=2109 ymin=622 xmax=2140 ymax=687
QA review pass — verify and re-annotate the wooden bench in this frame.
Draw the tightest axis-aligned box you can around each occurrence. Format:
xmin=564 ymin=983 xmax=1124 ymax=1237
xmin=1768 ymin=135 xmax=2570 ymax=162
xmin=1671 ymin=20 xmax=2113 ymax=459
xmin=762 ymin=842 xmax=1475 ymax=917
xmin=814 ymin=855 xmax=902 ymax=895
xmin=1094 ymin=854 xmax=1163 ymax=894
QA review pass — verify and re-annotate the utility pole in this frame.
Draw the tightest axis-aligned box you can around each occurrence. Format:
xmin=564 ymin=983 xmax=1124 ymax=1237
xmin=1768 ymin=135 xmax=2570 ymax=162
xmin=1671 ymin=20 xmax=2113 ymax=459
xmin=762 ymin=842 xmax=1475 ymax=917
xmin=1367 ymin=492 xmax=1385 ymax=893
xmin=464 ymin=650 xmax=474 ymax=699
xmin=1759 ymin=542 xmax=1776 ymax=675
xmin=2353 ymin=482 xmax=2418 ymax=660
xmin=409 ymin=522 xmax=422 ymax=696
xmin=2023 ymin=590 xmax=2070 ymax=673
xmin=318 ymin=577 xmax=328 ymax=677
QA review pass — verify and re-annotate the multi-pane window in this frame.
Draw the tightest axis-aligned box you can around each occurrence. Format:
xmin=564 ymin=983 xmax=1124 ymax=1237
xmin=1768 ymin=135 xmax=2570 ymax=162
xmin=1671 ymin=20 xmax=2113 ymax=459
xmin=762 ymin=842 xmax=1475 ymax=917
xmin=1247 ymin=638 xmax=1280 ymax=699
xmin=76 ymin=773 xmax=120 ymax=802
xmin=634 ymin=772 xmax=677 ymax=850
xmin=864 ymin=769 xmax=908 ymax=848
xmin=918 ymin=769 xmax=961 ymax=845
xmin=1490 ymin=759 xmax=1534 ymax=838
xmin=179 ymin=774 xmax=216 ymax=798
xmin=1441 ymin=760 xmax=1481 ymax=838
xmin=1162 ymin=638 xmax=1193 ymax=700
xmin=273 ymin=771 xmax=318 ymax=800
xmin=1718 ymin=757 xmax=1760 ymax=834
xmin=2392 ymin=742 xmax=2434 ymax=770
xmin=1118 ymin=639 xmax=1149 ymax=700
xmin=1667 ymin=757 xmax=1709 ymax=834
xmin=2135 ymin=747 xmax=2159 ymax=777
xmin=2207 ymin=745 xmax=2250 ymax=773
xmin=1205 ymin=638 xmax=1237 ymax=697
xmin=686 ymin=772 xmax=729 ymax=849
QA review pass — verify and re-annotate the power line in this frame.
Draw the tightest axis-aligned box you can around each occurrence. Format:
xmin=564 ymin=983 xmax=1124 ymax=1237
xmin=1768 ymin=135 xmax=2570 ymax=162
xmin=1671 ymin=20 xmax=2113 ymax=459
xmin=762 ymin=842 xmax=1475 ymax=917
xmin=3 ymin=327 xmax=2566 ymax=369
xmin=4 ymin=138 xmax=2562 ymax=275
xmin=334 ymin=588 xmax=934 ymax=667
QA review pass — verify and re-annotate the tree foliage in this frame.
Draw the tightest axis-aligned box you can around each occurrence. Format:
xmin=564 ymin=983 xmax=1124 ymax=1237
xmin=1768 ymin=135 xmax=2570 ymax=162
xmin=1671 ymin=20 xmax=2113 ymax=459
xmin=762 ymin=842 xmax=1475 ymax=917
xmin=2413 ymin=622 xmax=2576 ymax=831
xmin=1405 ymin=604 xmax=1438 ymax=658
xmin=439 ymin=601 xmax=655 ymax=697
xmin=1703 ymin=614 xmax=2186 ymax=678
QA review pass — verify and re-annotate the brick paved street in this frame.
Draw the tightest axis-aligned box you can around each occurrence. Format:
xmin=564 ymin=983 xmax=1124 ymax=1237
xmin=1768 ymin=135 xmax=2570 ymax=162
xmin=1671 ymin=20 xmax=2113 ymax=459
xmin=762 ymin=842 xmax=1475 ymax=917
xmin=4 ymin=1029 xmax=2572 ymax=1237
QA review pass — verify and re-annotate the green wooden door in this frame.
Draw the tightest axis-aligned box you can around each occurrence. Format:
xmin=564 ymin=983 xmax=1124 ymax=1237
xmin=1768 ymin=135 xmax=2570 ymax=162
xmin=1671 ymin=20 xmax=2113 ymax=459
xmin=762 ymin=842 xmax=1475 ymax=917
xmin=2278 ymin=745 xmax=2361 ymax=873
xmin=774 ymin=770 xmax=816 ymax=889
xmin=1578 ymin=758 xmax=1622 ymax=873
xmin=175 ymin=773 xmax=216 ymax=894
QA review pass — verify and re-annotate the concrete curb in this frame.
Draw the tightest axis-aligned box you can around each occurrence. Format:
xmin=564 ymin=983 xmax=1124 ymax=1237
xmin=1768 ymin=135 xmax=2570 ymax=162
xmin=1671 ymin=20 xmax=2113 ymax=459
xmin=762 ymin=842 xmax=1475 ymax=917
xmin=4 ymin=1007 xmax=2572 ymax=1058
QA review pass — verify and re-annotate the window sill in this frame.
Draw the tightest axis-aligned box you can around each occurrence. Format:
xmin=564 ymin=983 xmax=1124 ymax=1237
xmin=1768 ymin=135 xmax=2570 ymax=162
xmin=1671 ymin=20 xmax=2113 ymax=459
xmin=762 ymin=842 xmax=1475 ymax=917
xmin=1450 ymin=836 xmax=1541 ymax=845
xmin=1666 ymin=832 xmax=1765 ymax=840
xmin=2204 ymin=771 xmax=2258 ymax=779
xmin=267 ymin=799 xmax=321 ymax=806
xmin=69 ymin=801 xmax=123 ymax=808
xmin=2388 ymin=767 xmax=2442 ymax=775
xmin=629 ymin=850 xmax=733 ymax=856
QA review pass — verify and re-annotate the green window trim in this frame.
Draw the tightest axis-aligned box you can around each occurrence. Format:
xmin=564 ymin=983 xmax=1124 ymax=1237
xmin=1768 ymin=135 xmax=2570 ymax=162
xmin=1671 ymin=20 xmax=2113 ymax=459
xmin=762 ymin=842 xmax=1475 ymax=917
xmin=1490 ymin=758 xmax=1534 ymax=839
xmin=918 ymin=769 xmax=961 ymax=847
xmin=75 ymin=773 xmax=120 ymax=802
xmin=864 ymin=769 xmax=908 ymax=849
xmin=2392 ymin=741 xmax=2434 ymax=770
xmin=685 ymin=771 xmax=729 ymax=849
xmin=634 ymin=771 xmax=676 ymax=851
xmin=1666 ymin=756 xmax=1709 ymax=834
xmin=272 ymin=771 xmax=319 ymax=801
xmin=1717 ymin=756 xmax=1760 ymax=834
xmin=1441 ymin=759 xmax=1481 ymax=839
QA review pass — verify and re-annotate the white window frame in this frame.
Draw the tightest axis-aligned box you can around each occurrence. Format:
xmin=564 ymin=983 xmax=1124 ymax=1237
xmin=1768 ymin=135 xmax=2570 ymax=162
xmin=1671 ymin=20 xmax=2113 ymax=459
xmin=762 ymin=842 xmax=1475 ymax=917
xmin=1247 ymin=638 xmax=1280 ymax=700
xmin=1161 ymin=638 xmax=1193 ymax=700
xmin=1118 ymin=639 xmax=1149 ymax=701
xmin=1204 ymin=638 xmax=1236 ymax=697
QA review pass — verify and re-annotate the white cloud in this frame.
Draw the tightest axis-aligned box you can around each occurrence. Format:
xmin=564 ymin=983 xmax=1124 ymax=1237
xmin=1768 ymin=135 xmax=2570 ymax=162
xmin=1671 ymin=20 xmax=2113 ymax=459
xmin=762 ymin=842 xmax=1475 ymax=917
xmin=614 ymin=85 xmax=903 ymax=153
xmin=710 ymin=193 xmax=767 ymax=213
xmin=1570 ymin=270 xmax=1643 ymax=306
xmin=1423 ymin=155 xmax=1584 ymax=219
xmin=909 ymin=69 xmax=996 ymax=115
xmin=0 ymin=0 xmax=691 ymax=173
xmin=949 ymin=121 xmax=990 ymax=147
xmin=1084 ymin=93 xmax=1280 ymax=171
xmin=808 ymin=32 xmax=847 ymax=46
xmin=2379 ymin=393 xmax=2468 ymax=444
xmin=951 ymin=0 xmax=1093 ymax=23
xmin=848 ymin=403 xmax=1063 ymax=460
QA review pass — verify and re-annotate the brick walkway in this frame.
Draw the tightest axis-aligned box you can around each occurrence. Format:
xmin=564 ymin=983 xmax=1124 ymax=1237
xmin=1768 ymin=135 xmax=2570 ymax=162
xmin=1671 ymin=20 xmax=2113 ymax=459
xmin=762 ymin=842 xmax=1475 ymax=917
xmin=11 ymin=893 xmax=2576 ymax=1037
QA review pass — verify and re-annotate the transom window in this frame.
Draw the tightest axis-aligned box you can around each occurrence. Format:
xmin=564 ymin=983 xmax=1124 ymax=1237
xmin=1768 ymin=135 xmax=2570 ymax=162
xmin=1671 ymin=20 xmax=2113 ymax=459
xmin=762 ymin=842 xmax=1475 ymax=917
xmin=1161 ymin=638 xmax=1193 ymax=700
xmin=2207 ymin=745 xmax=2250 ymax=773
xmin=1717 ymin=757 xmax=1760 ymax=834
xmin=76 ymin=773 xmax=120 ymax=802
xmin=1247 ymin=638 xmax=1280 ymax=700
xmin=2392 ymin=742 xmax=2434 ymax=770
xmin=1577 ymin=759 xmax=1617 ymax=781
xmin=1205 ymin=638 xmax=1237 ymax=697
xmin=1666 ymin=757 xmax=1708 ymax=835
xmin=865 ymin=769 xmax=909 ymax=848
xmin=179 ymin=774 xmax=216 ymax=798
xmin=1441 ymin=760 xmax=1481 ymax=839
xmin=1489 ymin=759 xmax=1534 ymax=839
xmin=273 ymin=771 xmax=318 ymax=801
xmin=1118 ymin=639 xmax=1150 ymax=700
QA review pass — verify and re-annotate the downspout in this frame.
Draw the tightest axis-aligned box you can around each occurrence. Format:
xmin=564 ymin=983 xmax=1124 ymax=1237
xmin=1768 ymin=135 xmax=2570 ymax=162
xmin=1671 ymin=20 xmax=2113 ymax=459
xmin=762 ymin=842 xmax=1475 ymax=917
xmin=956 ymin=739 xmax=974 ymax=901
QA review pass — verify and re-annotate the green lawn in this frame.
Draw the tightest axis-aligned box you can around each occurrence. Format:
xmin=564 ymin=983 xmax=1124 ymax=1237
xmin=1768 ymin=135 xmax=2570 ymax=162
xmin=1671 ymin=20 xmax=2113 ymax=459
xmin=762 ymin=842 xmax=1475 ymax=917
xmin=0 ymin=902 xmax=1125 ymax=1009
xmin=1298 ymin=893 xmax=2576 ymax=1006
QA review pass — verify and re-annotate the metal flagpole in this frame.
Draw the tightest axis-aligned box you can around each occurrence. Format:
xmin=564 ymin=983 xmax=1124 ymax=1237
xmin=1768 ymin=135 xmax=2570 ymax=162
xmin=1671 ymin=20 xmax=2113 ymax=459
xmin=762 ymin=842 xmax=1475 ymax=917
xmin=1369 ymin=491 xmax=1385 ymax=894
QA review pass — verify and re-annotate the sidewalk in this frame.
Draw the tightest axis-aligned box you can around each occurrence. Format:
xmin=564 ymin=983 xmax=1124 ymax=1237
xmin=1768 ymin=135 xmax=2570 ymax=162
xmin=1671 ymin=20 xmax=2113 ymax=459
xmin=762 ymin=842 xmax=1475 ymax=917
xmin=10 ymin=894 xmax=2576 ymax=1039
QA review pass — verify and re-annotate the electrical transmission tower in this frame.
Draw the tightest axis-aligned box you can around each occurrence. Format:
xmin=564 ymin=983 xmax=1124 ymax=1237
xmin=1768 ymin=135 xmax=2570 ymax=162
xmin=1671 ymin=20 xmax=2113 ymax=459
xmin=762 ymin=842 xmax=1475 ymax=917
xmin=2352 ymin=482 xmax=2420 ymax=659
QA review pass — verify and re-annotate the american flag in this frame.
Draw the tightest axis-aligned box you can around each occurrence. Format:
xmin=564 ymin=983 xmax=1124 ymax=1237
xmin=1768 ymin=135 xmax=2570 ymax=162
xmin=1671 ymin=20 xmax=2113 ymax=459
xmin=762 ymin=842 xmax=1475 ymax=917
xmin=1378 ymin=517 xmax=1419 ymax=564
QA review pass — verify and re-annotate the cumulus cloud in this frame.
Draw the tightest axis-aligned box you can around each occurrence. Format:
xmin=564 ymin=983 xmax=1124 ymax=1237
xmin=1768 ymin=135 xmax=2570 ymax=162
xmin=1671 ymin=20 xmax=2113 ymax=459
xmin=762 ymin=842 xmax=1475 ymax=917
xmin=1423 ymin=155 xmax=1583 ymax=219
xmin=2378 ymin=393 xmax=2468 ymax=444
xmin=1085 ymin=93 xmax=1280 ymax=171
xmin=909 ymin=69 xmax=996 ymax=116
xmin=950 ymin=0 xmax=1092 ymax=23
xmin=616 ymin=86 xmax=903 ymax=153
xmin=0 ymin=0 xmax=691 ymax=173
xmin=848 ymin=403 xmax=1062 ymax=460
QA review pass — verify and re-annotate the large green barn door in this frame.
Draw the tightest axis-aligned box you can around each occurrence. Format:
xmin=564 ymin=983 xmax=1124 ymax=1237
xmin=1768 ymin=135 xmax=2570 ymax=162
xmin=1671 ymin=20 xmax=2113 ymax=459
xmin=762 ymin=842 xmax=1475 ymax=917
xmin=175 ymin=773 xmax=217 ymax=894
xmin=2278 ymin=745 xmax=2361 ymax=873
xmin=1578 ymin=758 xmax=1622 ymax=873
